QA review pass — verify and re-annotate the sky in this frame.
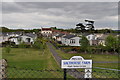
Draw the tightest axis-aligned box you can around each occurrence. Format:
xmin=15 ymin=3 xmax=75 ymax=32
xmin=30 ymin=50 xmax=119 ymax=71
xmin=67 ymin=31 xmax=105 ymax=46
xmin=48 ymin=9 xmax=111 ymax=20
xmin=1 ymin=2 xmax=119 ymax=30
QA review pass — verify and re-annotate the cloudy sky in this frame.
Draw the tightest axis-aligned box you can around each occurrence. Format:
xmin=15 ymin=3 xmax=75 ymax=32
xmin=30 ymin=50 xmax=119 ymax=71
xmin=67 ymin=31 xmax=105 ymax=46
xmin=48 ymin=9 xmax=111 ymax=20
xmin=1 ymin=2 xmax=118 ymax=30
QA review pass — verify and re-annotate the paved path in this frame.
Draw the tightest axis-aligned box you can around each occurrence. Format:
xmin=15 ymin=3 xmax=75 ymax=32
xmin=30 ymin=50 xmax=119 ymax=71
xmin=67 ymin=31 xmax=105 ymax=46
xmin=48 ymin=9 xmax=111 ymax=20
xmin=47 ymin=42 xmax=84 ymax=79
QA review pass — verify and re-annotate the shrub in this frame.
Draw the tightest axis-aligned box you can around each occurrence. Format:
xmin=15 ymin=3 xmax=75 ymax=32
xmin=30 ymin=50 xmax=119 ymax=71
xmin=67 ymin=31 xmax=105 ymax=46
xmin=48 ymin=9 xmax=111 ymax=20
xmin=18 ymin=42 xmax=30 ymax=48
xmin=32 ymin=38 xmax=47 ymax=50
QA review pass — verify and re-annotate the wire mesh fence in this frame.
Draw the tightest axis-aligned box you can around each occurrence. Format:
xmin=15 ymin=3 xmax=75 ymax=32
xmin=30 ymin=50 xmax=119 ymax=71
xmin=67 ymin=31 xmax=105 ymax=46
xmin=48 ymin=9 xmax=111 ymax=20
xmin=6 ymin=66 xmax=64 ymax=78
xmin=2 ymin=65 xmax=119 ymax=79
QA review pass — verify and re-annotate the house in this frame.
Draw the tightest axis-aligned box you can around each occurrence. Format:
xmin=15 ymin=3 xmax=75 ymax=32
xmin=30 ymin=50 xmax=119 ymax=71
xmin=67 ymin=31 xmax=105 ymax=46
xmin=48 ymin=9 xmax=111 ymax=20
xmin=0 ymin=32 xmax=23 ymax=44
xmin=9 ymin=37 xmax=20 ymax=45
xmin=1 ymin=32 xmax=10 ymax=43
xmin=41 ymin=28 xmax=52 ymax=37
xmin=86 ymin=34 xmax=98 ymax=46
xmin=97 ymin=34 xmax=109 ymax=46
xmin=9 ymin=33 xmax=37 ymax=45
xmin=61 ymin=34 xmax=81 ymax=46
xmin=56 ymin=33 xmax=65 ymax=44
xmin=18 ymin=33 xmax=37 ymax=44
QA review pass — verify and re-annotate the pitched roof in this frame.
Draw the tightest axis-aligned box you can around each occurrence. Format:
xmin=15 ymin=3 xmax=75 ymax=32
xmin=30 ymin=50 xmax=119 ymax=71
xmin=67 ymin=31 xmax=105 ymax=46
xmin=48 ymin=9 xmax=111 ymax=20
xmin=63 ymin=34 xmax=77 ymax=39
xmin=22 ymin=33 xmax=37 ymax=38
xmin=56 ymin=33 xmax=64 ymax=37
xmin=97 ymin=34 xmax=108 ymax=40
xmin=41 ymin=28 xmax=52 ymax=31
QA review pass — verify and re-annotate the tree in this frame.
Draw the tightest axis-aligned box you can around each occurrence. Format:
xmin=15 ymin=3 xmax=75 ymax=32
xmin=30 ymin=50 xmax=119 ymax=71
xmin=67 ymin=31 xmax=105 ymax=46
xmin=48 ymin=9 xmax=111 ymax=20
xmin=80 ymin=36 xmax=90 ymax=53
xmin=33 ymin=37 xmax=47 ymax=55
xmin=105 ymin=35 xmax=118 ymax=52
xmin=76 ymin=23 xmax=86 ymax=33
xmin=85 ymin=20 xmax=95 ymax=31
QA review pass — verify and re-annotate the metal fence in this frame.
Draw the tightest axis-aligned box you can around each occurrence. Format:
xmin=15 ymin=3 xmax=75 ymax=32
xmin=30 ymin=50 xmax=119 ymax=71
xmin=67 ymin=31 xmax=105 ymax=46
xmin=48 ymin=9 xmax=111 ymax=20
xmin=2 ymin=65 xmax=118 ymax=79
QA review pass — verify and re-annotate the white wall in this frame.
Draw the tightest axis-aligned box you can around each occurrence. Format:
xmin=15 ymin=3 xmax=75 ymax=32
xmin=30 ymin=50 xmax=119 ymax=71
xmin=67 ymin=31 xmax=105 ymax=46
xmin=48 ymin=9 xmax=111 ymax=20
xmin=9 ymin=38 xmax=20 ymax=45
xmin=62 ymin=37 xmax=80 ymax=46
xmin=86 ymin=34 xmax=96 ymax=40
xmin=56 ymin=37 xmax=62 ymax=41
xmin=41 ymin=31 xmax=52 ymax=34
xmin=20 ymin=36 xmax=34 ymax=43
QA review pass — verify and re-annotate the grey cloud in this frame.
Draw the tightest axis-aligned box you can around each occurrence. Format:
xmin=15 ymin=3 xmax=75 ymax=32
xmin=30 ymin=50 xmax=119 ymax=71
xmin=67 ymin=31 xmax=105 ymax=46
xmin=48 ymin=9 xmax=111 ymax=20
xmin=2 ymin=2 xmax=118 ymax=29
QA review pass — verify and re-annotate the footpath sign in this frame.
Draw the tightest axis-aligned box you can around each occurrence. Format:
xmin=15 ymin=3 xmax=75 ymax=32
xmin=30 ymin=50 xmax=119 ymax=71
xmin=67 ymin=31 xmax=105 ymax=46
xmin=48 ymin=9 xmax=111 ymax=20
xmin=61 ymin=56 xmax=92 ymax=78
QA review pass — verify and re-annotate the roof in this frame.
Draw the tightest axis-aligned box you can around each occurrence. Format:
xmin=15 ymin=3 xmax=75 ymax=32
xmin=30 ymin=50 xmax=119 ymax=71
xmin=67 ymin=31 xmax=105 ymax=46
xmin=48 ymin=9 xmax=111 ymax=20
xmin=56 ymin=33 xmax=64 ymax=37
xmin=97 ymin=35 xmax=108 ymax=40
xmin=63 ymin=34 xmax=77 ymax=39
xmin=52 ymin=30 xmax=69 ymax=34
xmin=41 ymin=28 xmax=52 ymax=31
xmin=22 ymin=33 xmax=37 ymax=38
xmin=1 ymin=32 xmax=23 ymax=36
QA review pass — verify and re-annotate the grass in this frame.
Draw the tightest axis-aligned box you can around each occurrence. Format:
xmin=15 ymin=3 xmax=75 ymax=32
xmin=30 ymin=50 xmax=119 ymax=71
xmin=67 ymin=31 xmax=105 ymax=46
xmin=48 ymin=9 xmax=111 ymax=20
xmin=56 ymin=50 xmax=118 ymax=62
xmin=2 ymin=43 xmax=119 ymax=78
xmin=50 ymin=44 xmax=119 ymax=78
xmin=2 ymin=46 xmax=65 ymax=78
xmin=55 ymin=49 xmax=118 ymax=69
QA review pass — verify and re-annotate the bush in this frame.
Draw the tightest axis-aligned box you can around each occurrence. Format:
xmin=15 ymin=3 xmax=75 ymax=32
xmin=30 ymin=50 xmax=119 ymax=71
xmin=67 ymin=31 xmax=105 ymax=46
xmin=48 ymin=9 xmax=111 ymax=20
xmin=32 ymin=38 xmax=47 ymax=50
xmin=2 ymin=41 xmax=15 ymax=47
xmin=18 ymin=42 xmax=31 ymax=48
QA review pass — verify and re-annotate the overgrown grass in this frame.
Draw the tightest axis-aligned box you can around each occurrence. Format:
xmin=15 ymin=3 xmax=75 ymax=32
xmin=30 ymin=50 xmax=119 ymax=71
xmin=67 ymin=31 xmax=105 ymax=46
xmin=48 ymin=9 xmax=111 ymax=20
xmin=55 ymin=48 xmax=118 ymax=69
xmin=56 ymin=50 xmax=118 ymax=62
xmin=50 ymin=44 xmax=119 ymax=78
xmin=2 ymin=46 xmax=65 ymax=78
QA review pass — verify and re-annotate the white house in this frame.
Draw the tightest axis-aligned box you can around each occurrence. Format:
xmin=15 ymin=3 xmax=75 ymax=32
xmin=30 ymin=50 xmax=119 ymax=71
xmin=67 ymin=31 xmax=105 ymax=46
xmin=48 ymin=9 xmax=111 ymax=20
xmin=9 ymin=33 xmax=37 ymax=45
xmin=1 ymin=33 xmax=9 ymax=43
xmin=61 ymin=34 xmax=81 ymax=46
xmin=0 ymin=32 xmax=23 ymax=44
xmin=41 ymin=28 xmax=52 ymax=37
xmin=86 ymin=34 xmax=97 ymax=45
xmin=19 ymin=33 xmax=37 ymax=44
xmin=97 ymin=34 xmax=109 ymax=46
xmin=9 ymin=37 xmax=20 ymax=45
xmin=56 ymin=33 xmax=65 ymax=42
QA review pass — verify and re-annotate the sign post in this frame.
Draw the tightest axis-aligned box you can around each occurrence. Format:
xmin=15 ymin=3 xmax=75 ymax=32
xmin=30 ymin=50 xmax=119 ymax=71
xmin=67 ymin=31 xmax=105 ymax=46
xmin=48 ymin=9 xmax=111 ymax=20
xmin=61 ymin=56 xmax=92 ymax=79
xmin=64 ymin=69 xmax=67 ymax=80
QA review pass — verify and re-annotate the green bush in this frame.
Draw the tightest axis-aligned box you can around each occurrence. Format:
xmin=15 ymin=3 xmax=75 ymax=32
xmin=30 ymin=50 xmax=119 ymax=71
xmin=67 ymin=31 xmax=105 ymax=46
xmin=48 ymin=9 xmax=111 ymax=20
xmin=32 ymin=38 xmax=47 ymax=50
xmin=18 ymin=42 xmax=30 ymax=48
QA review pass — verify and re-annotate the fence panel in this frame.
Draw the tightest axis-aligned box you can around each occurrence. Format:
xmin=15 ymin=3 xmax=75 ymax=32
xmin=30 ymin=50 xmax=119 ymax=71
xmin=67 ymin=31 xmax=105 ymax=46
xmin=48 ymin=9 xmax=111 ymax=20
xmin=5 ymin=66 xmax=119 ymax=79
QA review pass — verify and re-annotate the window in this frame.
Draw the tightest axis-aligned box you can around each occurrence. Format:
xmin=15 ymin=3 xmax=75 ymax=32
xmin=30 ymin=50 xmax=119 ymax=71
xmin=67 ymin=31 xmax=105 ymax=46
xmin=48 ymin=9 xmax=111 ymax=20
xmin=88 ymin=36 xmax=90 ymax=39
xmin=65 ymin=39 xmax=67 ymax=42
xmin=70 ymin=39 xmax=75 ymax=44
xmin=26 ymin=38 xmax=31 ymax=42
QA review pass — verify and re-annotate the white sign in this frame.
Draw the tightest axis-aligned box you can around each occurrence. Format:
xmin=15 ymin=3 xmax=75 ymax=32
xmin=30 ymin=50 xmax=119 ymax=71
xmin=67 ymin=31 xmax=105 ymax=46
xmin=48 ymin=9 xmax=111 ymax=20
xmin=85 ymin=69 xmax=92 ymax=73
xmin=84 ymin=73 xmax=92 ymax=78
xmin=84 ymin=69 xmax=92 ymax=78
xmin=61 ymin=56 xmax=92 ymax=69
